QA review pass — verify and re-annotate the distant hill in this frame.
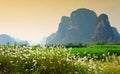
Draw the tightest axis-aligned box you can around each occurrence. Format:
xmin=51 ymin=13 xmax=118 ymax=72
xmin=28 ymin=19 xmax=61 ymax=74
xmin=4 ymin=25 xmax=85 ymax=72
xmin=0 ymin=34 xmax=15 ymax=45
xmin=0 ymin=34 xmax=29 ymax=45
xmin=46 ymin=8 xmax=120 ymax=45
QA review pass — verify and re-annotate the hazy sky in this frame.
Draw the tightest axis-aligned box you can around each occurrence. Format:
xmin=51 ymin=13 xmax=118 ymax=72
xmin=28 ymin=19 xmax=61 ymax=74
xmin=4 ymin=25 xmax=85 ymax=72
xmin=0 ymin=0 xmax=120 ymax=43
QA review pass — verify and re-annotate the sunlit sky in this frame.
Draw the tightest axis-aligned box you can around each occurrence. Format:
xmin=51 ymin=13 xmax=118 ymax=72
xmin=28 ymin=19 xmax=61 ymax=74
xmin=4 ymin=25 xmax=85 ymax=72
xmin=0 ymin=0 xmax=120 ymax=43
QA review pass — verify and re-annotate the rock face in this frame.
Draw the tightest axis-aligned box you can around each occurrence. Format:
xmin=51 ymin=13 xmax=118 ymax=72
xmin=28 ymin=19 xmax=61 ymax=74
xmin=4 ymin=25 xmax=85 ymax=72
xmin=93 ymin=14 xmax=120 ymax=43
xmin=63 ymin=8 xmax=97 ymax=44
xmin=57 ymin=16 xmax=69 ymax=39
xmin=93 ymin=14 xmax=114 ymax=43
xmin=46 ymin=8 xmax=120 ymax=45
xmin=46 ymin=16 xmax=70 ymax=44
xmin=112 ymin=27 xmax=120 ymax=41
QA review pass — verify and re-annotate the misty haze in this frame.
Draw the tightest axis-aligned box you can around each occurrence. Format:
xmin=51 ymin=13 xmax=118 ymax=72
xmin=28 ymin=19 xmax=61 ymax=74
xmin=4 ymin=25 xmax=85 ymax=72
xmin=0 ymin=0 xmax=120 ymax=74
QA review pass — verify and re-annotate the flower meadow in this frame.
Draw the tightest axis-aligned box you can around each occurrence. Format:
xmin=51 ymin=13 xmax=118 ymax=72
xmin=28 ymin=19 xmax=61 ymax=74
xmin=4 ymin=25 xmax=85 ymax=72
xmin=0 ymin=45 xmax=120 ymax=74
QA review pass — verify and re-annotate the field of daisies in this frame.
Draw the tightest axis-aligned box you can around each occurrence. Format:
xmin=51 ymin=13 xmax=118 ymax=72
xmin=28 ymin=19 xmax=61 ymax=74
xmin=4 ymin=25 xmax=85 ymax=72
xmin=0 ymin=45 xmax=120 ymax=74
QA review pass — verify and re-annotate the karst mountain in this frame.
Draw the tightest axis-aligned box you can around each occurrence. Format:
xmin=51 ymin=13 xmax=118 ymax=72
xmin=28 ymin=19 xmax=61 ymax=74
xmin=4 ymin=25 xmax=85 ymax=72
xmin=46 ymin=8 xmax=120 ymax=45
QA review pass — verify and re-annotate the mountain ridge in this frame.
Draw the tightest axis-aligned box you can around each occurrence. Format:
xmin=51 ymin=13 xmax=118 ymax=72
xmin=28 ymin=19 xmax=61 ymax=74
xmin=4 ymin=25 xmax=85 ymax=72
xmin=0 ymin=34 xmax=29 ymax=45
xmin=46 ymin=8 xmax=120 ymax=45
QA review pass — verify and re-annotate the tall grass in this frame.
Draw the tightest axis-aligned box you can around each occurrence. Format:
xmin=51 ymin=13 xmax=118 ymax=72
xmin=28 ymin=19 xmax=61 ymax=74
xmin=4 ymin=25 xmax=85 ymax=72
xmin=0 ymin=45 xmax=120 ymax=74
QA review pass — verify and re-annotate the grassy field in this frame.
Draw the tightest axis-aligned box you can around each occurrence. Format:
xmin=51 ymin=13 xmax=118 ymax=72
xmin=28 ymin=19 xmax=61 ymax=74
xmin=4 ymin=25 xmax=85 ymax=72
xmin=0 ymin=45 xmax=120 ymax=74
xmin=71 ymin=45 xmax=120 ymax=59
